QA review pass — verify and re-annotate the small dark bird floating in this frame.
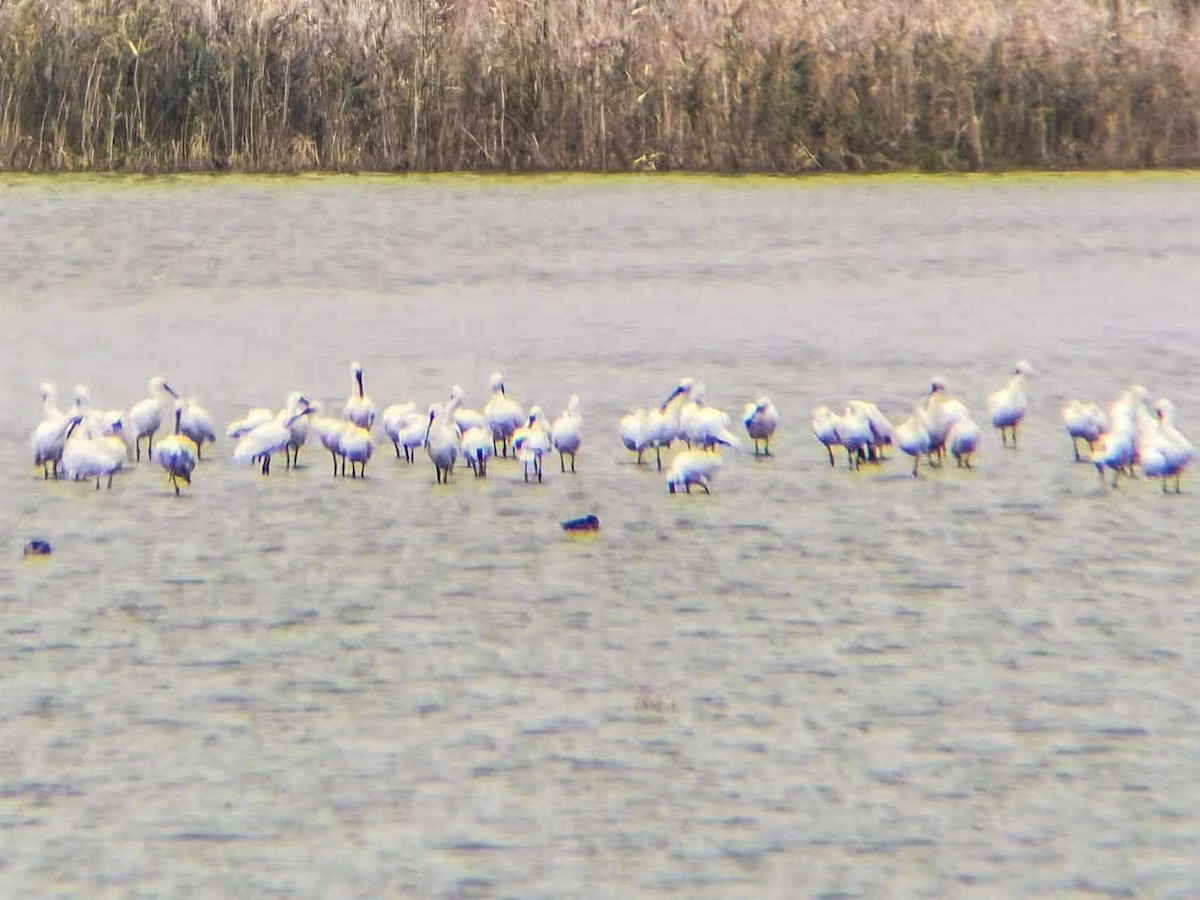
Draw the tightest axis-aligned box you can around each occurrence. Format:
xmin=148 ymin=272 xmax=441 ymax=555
xmin=561 ymin=514 xmax=600 ymax=533
xmin=23 ymin=539 xmax=53 ymax=557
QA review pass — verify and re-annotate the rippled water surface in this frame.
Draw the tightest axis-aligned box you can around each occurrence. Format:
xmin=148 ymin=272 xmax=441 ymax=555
xmin=2 ymin=173 xmax=1199 ymax=896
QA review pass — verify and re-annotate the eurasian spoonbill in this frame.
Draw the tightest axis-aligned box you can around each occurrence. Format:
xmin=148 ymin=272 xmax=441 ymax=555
xmin=743 ymin=397 xmax=779 ymax=456
xmin=179 ymin=397 xmax=217 ymax=459
xmin=461 ymin=425 xmax=493 ymax=476
xmin=551 ymin=395 xmax=582 ymax=472
xmin=513 ymin=409 xmax=552 ymax=483
xmin=425 ymin=391 xmax=463 ymax=483
xmin=232 ymin=404 xmax=316 ymax=476
xmin=1062 ymin=399 xmax=1108 ymax=462
xmin=666 ymin=450 xmax=722 ymax=494
xmin=987 ymin=361 xmax=1032 ymax=448
xmin=483 ymin=373 xmax=525 ymax=457
xmin=343 ymin=362 xmax=376 ymax=430
xmin=129 ymin=376 xmax=178 ymax=461
xmin=156 ymin=404 xmax=199 ymax=495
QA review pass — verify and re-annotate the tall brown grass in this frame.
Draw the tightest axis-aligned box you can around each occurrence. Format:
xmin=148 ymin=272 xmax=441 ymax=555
xmin=1 ymin=0 xmax=1197 ymax=172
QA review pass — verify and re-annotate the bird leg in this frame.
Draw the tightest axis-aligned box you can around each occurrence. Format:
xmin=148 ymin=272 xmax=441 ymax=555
xmin=700 ymin=483 xmax=710 ymax=494
xmin=393 ymin=440 xmax=401 ymax=459
xmin=826 ymin=445 xmax=835 ymax=467
xmin=1072 ymin=437 xmax=1081 ymax=462
xmin=95 ymin=477 xmax=101 ymax=491
xmin=911 ymin=456 xmax=919 ymax=478
xmin=655 ymin=445 xmax=662 ymax=471
xmin=570 ymin=453 xmax=575 ymax=473
xmin=262 ymin=455 xmax=271 ymax=476
xmin=764 ymin=437 xmax=771 ymax=457
xmin=107 ymin=473 xmax=114 ymax=489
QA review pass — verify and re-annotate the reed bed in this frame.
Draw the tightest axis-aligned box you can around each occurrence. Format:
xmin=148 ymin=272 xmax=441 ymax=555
xmin=1 ymin=0 xmax=1198 ymax=173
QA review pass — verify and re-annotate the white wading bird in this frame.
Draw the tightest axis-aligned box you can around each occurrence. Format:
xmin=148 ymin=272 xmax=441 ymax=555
xmin=129 ymin=375 xmax=179 ymax=461
xmin=156 ymin=403 xmax=200 ymax=495
xmin=812 ymin=405 xmax=840 ymax=467
xmin=987 ymin=360 xmax=1032 ymax=448
xmin=309 ymin=406 xmax=349 ymax=477
xmin=483 ymin=373 xmax=525 ymax=458
xmin=551 ymin=395 xmax=582 ymax=473
xmin=31 ymin=383 xmax=68 ymax=479
xmin=947 ymin=417 xmax=983 ymax=469
xmin=426 ymin=391 xmax=463 ymax=484
xmin=1062 ymin=399 xmax=1108 ymax=462
xmin=179 ymin=397 xmax=217 ymax=460
xmin=281 ymin=391 xmax=311 ymax=469
xmin=743 ymin=396 xmax=779 ymax=457
xmin=461 ymin=425 xmax=493 ymax=477
xmin=226 ymin=406 xmax=274 ymax=440
xmin=61 ymin=415 xmax=124 ymax=490
xmin=1140 ymin=398 xmax=1194 ymax=493
xmin=382 ymin=401 xmax=417 ymax=458
xmin=666 ymin=450 xmax=723 ymax=494
xmin=343 ymin=362 xmax=376 ymax=430
xmin=513 ymin=408 xmax=552 ymax=483
xmin=450 ymin=385 xmax=487 ymax=435
xmin=337 ymin=421 xmax=373 ymax=478
xmin=847 ymin=400 xmax=893 ymax=461
xmin=895 ymin=408 xmax=932 ymax=478
xmin=232 ymin=404 xmax=316 ymax=476
xmin=397 ymin=407 xmax=430 ymax=464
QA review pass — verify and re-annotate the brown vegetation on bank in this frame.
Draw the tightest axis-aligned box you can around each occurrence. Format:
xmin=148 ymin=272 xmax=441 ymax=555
xmin=1 ymin=0 xmax=1198 ymax=173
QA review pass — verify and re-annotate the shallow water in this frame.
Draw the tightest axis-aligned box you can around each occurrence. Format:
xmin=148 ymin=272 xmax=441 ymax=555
xmin=2 ymin=173 xmax=1199 ymax=896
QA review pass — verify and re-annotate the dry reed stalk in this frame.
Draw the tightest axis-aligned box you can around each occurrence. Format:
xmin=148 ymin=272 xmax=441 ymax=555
xmin=0 ymin=0 xmax=1197 ymax=172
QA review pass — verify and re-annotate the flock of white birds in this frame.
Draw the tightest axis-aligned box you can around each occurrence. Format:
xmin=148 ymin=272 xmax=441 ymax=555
xmin=26 ymin=359 xmax=1195 ymax=496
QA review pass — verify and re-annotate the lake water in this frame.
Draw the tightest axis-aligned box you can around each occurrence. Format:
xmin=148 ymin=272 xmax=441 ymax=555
xmin=1 ymin=173 xmax=1199 ymax=896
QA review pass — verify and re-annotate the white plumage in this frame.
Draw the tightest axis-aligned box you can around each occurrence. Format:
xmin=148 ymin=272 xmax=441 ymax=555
xmin=343 ymin=362 xmax=376 ymax=430
xmin=743 ymin=396 xmax=779 ymax=457
xmin=551 ymin=394 xmax=582 ymax=473
xmin=483 ymin=373 xmax=525 ymax=458
xmin=156 ymin=404 xmax=199 ymax=495
xmin=461 ymin=425 xmax=493 ymax=477
xmin=666 ymin=450 xmax=722 ymax=494
xmin=128 ymin=375 xmax=178 ymax=461
xmin=987 ymin=360 xmax=1032 ymax=448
